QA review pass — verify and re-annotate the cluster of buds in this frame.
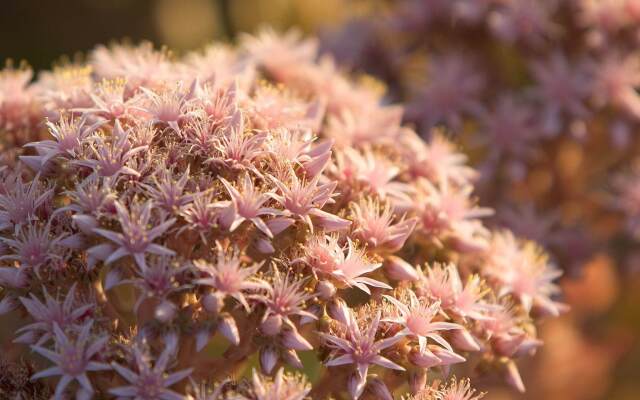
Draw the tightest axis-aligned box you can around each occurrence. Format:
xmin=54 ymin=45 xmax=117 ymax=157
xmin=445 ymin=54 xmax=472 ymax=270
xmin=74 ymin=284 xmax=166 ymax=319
xmin=0 ymin=29 xmax=565 ymax=399
xmin=323 ymin=0 xmax=640 ymax=274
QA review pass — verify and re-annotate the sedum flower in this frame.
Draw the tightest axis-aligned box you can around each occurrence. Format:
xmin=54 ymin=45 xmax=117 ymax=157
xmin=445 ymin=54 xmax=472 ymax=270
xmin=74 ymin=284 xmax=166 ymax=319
xmin=0 ymin=172 xmax=53 ymax=231
xmin=350 ymin=197 xmax=417 ymax=252
xmin=254 ymin=266 xmax=317 ymax=336
xmin=238 ymin=368 xmax=311 ymax=400
xmin=299 ymin=235 xmax=390 ymax=294
xmin=110 ymin=341 xmax=193 ymax=400
xmin=383 ymin=290 xmax=462 ymax=352
xmin=268 ymin=170 xmax=350 ymax=233
xmin=417 ymin=263 xmax=492 ymax=320
xmin=75 ymin=120 xmax=148 ymax=178
xmin=219 ymin=174 xmax=288 ymax=238
xmin=320 ymin=304 xmax=404 ymax=399
xmin=93 ymin=200 xmax=176 ymax=269
xmin=484 ymin=231 xmax=565 ymax=315
xmin=193 ymin=243 xmax=267 ymax=312
xmin=30 ymin=322 xmax=110 ymax=399
xmin=16 ymin=284 xmax=92 ymax=345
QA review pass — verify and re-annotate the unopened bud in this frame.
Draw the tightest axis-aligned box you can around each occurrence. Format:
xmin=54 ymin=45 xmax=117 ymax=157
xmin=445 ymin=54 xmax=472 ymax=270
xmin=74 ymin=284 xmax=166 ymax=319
xmin=282 ymin=328 xmax=313 ymax=351
xmin=202 ymin=292 xmax=224 ymax=314
xmin=365 ymin=377 xmax=393 ymax=400
xmin=409 ymin=348 xmax=441 ymax=368
xmin=219 ymin=315 xmax=240 ymax=346
xmin=505 ymin=360 xmax=526 ymax=393
xmin=260 ymin=346 xmax=278 ymax=374
xmin=348 ymin=372 xmax=367 ymax=400
xmin=282 ymin=348 xmax=304 ymax=369
xmin=451 ymin=329 xmax=481 ymax=352
xmin=261 ymin=314 xmax=283 ymax=336
xmin=154 ymin=300 xmax=177 ymax=323
xmin=409 ymin=369 xmax=428 ymax=395
xmin=384 ymin=256 xmax=419 ymax=281
xmin=316 ymin=280 xmax=336 ymax=300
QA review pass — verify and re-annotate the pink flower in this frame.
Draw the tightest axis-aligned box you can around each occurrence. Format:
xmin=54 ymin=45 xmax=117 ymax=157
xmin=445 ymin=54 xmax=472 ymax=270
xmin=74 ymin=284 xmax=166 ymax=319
xmin=417 ymin=263 xmax=492 ymax=320
xmin=93 ymin=200 xmax=176 ymax=269
xmin=90 ymin=42 xmax=171 ymax=93
xmin=488 ymin=0 xmax=557 ymax=44
xmin=137 ymin=82 xmax=196 ymax=132
xmin=325 ymin=105 xmax=403 ymax=148
xmin=241 ymin=28 xmax=319 ymax=83
xmin=351 ymin=197 xmax=417 ymax=252
xmin=402 ymin=131 xmax=477 ymax=186
xmin=211 ymin=110 xmax=267 ymax=169
xmin=342 ymin=147 xmax=412 ymax=203
xmin=219 ymin=174 xmax=285 ymax=238
xmin=78 ymin=78 xmax=135 ymax=120
xmin=320 ymin=305 xmax=404 ymax=399
xmin=30 ymin=322 xmax=110 ymax=398
xmin=254 ymin=267 xmax=317 ymax=335
xmin=268 ymin=171 xmax=350 ymax=233
xmin=244 ymin=368 xmax=311 ymax=400
xmin=591 ymin=53 xmax=640 ymax=118
xmin=484 ymin=231 xmax=565 ymax=315
xmin=25 ymin=114 xmax=105 ymax=166
xmin=0 ymin=172 xmax=53 ymax=230
xmin=0 ymin=221 xmax=68 ymax=270
xmin=110 ymin=340 xmax=193 ymax=400
xmin=299 ymin=235 xmax=390 ymax=294
xmin=122 ymin=256 xmax=186 ymax=312
xmin=16 ymin=284 xmax=92 ymax=345
xmin=75 ymin=120 xmax=148 ymax=177
xmin=383 ymin=290 xmax=462 ymax=352
xmin=141 ymin=166 xmax=194 ymax=213
xmin=193 ymin=243 xmax=267 ymax=311
xmin=407 ymin=53 xmax=484 ymax=130
xmin=416 ymin=180 xmax=493 ymax=250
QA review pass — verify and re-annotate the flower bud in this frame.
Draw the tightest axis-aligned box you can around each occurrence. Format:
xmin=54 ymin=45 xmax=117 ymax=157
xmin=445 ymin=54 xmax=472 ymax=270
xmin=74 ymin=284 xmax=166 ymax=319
xmin=255 ymin=238 xmax=275 ymax=254
xmin=384 ymin=256 xmax=419 ymax=281
xmin=409 ymin=348 xmax=441 ymax=368
xmin=505 ymin=361 xmax=525 ymax=393
xmin=365 ymin=377 xmax=393 ymax=400
xmin=261 ymin=314 xmax=283 ymax=336
xmin=260 ymin=346 xmax=278 ymax=374
xmin=72 ymin=214 xmax=99 ymax=235
xmin=328 ymin=299 xmax=351 ymax=326
xmin=348 ymin=372 xmax=367 ymax=400
xmin=431 ymin=347 xmax=466 ymax=366
xmin=282 ymin=348 xmax=304 ymax=369
xmin=409 ymin=369 xmax=428 ymax=395
xmin=0 ymin=296 xmax=17 ymax=316
xmin=195 ymin=328 xmax=211 ymax=351
xmin=0 ymin=267 xmax=28 ymax=288
xmin=316 ymin=280 xmax=336 ymax=300
xmin=219 ymin=315 xmax=240 ymax=346
xmin=282 ymin=328 xmax=313 ymax=351
xmin=493 ymin=332 xmax=524 ymax=357
xmin=104 ymin=269 xmax=122 ymax=291
xmin=451 ymin=329 xmax=481 ymax=352
xmin=154 ymin=300 xmax=177 ymax=323
xmin=514 ymin=337 xmax=543 ymax=357
xmin=202 ymin=292 xmax=224 ymax=315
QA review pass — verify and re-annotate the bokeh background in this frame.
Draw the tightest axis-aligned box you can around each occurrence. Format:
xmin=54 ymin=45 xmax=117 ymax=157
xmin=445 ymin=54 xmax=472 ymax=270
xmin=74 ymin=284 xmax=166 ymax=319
xmin=1 ymin=1 xmax=639 ymax=399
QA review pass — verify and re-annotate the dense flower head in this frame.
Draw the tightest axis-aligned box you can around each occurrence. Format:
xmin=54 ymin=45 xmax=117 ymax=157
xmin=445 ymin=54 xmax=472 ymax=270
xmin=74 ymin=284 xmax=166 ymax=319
xmin=0 ymin=30 xmax=565 ymax=399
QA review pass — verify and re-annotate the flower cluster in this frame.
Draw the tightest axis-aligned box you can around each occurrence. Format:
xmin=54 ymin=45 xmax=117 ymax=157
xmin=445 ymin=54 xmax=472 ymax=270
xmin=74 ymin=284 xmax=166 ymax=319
xmin=0 ymin=30 xmax=564 ymax=399
xmin=322 ymin=0 xmax=640 ymax=275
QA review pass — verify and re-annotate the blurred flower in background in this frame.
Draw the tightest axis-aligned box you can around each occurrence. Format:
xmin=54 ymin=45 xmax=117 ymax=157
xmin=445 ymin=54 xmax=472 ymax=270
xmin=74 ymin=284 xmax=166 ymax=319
xmin=320 ymin=1 xmax=640 ymax=399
